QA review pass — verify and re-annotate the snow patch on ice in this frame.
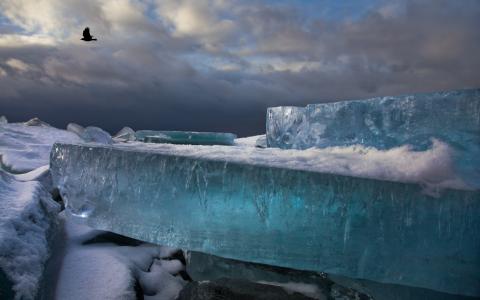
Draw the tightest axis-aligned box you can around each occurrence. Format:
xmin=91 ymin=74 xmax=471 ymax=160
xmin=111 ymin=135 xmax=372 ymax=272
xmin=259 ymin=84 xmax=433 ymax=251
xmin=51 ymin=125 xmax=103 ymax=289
xmin=234 ymin=135 xmax=265 ymax=147
xmin=115 ymin=137 xmax=471 ymax=193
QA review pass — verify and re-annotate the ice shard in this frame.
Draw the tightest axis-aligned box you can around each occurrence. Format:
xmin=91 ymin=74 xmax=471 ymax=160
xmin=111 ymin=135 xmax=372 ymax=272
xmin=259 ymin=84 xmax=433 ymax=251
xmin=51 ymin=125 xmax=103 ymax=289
xmin=266 ymin=89 xmax=480 ymax=188
xmin=255 ymin=135 xmax=267 ymax=148
xmin=113 ymin=127 xmax=136 ymax=142
xmin=136 ymin=130 xmax=237 ymax=145
xmin=24 ymin=117 xmax=51 ymax=127
xmin=80 ymin=126 xmax=113 ymax=144
xmin=66 ymin=123 xmax=85 ymax=137
xmin=50 ymin=142 xmax=480 ymax=297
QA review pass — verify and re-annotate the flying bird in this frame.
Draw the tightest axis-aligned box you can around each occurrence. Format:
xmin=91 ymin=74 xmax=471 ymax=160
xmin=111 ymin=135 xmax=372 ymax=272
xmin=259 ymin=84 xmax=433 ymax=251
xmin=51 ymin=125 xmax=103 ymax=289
xmin=81 ymin=27 xmax=97 ymax=41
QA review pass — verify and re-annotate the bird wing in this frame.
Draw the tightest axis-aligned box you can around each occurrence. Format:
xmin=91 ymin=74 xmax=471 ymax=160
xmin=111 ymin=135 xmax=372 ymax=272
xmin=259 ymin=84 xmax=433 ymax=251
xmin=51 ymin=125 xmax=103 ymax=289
xmin=83 ymin=27 xmax=90 ymax=38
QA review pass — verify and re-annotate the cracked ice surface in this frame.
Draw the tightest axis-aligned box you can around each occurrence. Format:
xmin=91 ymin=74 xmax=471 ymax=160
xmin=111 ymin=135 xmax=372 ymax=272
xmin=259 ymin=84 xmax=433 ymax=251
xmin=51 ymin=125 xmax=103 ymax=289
xmin=51 ymin=141 xmax=480 ymax=296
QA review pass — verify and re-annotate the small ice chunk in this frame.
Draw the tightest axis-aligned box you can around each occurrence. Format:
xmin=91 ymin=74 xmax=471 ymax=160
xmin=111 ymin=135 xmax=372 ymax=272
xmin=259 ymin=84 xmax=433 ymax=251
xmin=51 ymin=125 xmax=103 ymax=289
xmin=66 ymin=123 xmax=85 ymax=137
xmin=113 ymin=127 xmax=136 ymax=142
xmin=0 ymin=115 xmax=7 ymax=124
xmin=24 ymin=117 xmax=51 ymax=127
xmin=80 ymin=126 xmax=113 ymax=144
xmin=255 ymin=136 xmax=267 ymax=148
xmin=234 ymin=135 xmax=265 ymax=147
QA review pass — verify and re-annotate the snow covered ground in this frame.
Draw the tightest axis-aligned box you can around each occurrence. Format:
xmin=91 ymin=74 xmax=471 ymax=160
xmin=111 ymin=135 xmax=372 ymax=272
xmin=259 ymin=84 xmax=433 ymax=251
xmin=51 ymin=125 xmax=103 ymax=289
xmin=0 ymin=168 xmax=60 ymax=299
xmin=46 ymin=213 xmax=186 ymax=300
xmin=0 ymin=120 xmax=188 ymax=300
xmin=0 ymin=121 xmax=82 ymax=173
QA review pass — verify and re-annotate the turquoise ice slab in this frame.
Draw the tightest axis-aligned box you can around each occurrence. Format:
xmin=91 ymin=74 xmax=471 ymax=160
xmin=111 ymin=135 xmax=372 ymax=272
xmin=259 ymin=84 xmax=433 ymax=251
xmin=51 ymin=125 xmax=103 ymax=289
xmin=266 ymin=88 xmax=480 ymax=189
xmin=136 ymin=130 xmax=237 ymax=146
xmin=50 ymin=143 xmax=480 ymax=297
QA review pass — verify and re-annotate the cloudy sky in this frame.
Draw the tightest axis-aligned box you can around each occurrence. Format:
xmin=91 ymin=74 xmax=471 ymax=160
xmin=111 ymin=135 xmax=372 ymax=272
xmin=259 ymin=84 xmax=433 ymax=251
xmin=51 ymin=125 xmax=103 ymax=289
xmin=0 ymin=0 xmax=479 ymax=136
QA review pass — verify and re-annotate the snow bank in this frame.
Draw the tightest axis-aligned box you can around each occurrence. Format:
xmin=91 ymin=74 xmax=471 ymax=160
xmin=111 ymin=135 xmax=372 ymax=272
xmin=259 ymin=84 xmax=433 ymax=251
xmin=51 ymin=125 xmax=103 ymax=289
xmin=0 ymin=121 xmax=190 ymax=299
xmin=0 ymin=123 xmax=82 ymax=173
xmin=53 ymin=214 xmax=186 ymax=300
xmin=0 ymin=169 xmax=60 ymax=299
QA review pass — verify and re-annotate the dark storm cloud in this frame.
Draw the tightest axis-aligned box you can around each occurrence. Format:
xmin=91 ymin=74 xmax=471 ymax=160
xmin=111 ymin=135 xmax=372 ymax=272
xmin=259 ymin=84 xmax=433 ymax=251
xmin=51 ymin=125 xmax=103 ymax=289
xmin=0 ymin=0 xmax=479 ymax=136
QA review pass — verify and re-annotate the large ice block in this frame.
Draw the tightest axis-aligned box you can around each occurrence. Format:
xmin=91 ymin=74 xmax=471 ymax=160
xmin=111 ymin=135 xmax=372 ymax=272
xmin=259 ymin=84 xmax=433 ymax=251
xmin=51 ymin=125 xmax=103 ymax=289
xmin=266 ymin=89 xmax=480 ymax=188
xmin=136 ymin=130 xmax=237 ymax=145
xmin=50 ymin=142 xmax=480 ymax=297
